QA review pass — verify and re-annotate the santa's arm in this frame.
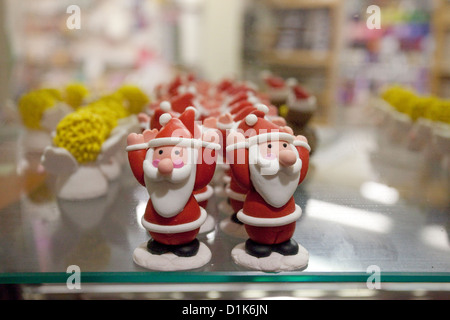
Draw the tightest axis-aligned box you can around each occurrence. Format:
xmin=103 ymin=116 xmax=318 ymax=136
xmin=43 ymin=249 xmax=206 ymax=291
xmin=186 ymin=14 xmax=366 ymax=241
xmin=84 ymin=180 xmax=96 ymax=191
xmin=226 ymin=132 xmax=251 ymax=190
xmin=194 ymin=130 xmax=220 ymax=191
xmin=126 ymin=133 xmax=147 ymax=186
xmin=194 ymin=148 xmax=217 ymax=191
xmin=126 ymin=129 xmax=158 ymax=187
xmin=293 ymin=135 xmax=310 ymax=185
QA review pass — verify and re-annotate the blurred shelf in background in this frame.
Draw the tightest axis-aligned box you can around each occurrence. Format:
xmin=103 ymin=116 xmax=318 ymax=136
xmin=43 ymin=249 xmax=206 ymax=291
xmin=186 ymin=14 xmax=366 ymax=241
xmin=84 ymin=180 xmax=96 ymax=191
xmin=431 ymin=0 xmax=450 ymax=98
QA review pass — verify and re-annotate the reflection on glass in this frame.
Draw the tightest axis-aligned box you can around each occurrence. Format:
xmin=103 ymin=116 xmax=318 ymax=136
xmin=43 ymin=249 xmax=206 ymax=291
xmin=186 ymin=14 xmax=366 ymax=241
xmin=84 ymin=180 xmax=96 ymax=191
xmin=420 ymin=225 xmax=449 ymax=252
xmin=306 ymin=199 xmax=393 ymax=234
xmin=360 ymin=181 xmax=399 ymax=205
xmin=135 ymin=199 xmax=147 ymax=231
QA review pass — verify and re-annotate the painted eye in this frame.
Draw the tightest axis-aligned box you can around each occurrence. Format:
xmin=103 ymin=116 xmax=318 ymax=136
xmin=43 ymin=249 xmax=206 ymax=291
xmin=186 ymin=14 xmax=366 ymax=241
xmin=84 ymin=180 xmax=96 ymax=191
xmin=158 ymin=150 xmax=163 ymax=155
xmin=283 ymin=143 xmax=288 ymax=148
xmin=174 ymin=150 xmax=180 ymax=155
xmin=268 ymin=144 xmax=272 ymax=149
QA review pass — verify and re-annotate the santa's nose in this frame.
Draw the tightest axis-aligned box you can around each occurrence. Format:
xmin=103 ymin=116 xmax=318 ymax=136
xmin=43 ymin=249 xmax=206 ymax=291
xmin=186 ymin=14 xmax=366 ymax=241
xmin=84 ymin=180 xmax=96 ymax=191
xmin=279 ymin=150 xmax=297 ymax=167
xmin=158 ymin=158 xmax=173 ymax=175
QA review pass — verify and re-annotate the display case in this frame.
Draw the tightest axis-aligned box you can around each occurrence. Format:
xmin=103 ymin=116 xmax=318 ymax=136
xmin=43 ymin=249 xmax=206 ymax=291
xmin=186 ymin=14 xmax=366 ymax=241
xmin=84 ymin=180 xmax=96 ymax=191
xmin=0 ymin=123 xmax=449 ymax=299
xmin=0 ymin=0 xmax=449 ymax=300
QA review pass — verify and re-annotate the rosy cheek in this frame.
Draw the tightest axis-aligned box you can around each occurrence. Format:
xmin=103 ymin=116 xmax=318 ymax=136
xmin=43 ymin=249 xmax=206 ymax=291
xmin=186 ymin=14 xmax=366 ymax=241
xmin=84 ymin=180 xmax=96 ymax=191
xmin=173 ymin=159 xmax=184 ymax=169
xmin=265 ymin=153 xmax=276 ymax=160
xmin=152 ymin=159 xmax=160 ymax=167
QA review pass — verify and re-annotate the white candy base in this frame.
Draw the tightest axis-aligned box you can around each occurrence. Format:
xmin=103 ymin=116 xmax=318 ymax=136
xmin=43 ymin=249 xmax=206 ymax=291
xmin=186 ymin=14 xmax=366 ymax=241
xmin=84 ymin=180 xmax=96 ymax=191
xmin=199 ymin=214 xmax=216 ymax=234
xmin=133 ymin=241 xmax=211 ymax=271
xmin=231 ymin=242 xmax=309 ymax=272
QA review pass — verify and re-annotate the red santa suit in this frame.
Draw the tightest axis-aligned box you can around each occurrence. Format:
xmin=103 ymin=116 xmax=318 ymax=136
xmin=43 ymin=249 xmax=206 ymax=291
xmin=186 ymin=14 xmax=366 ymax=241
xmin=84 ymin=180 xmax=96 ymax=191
xmin=126 ymin=109 xmax=219 ymax=247
xmin=226 ymin=110 xmax=310 ymax=246
xmin=217 ymin=105 xmax=265 ymax=216
xmin=218 ymin=104 xmax=273 ymax=218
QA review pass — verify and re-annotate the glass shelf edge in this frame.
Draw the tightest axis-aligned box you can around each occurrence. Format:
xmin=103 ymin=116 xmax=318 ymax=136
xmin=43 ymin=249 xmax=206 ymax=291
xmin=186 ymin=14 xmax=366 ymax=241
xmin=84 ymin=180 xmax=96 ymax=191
xmin=1 ymin=272 xmax=449 ymax=285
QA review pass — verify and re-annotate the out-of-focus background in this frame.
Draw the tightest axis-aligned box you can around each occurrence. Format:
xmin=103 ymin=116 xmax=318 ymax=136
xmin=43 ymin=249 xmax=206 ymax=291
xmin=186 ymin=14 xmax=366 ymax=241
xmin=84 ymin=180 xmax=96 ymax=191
xmin=0 ymin=0 xmax=449 ymax=300
xmin=1 ymin=0 xmax=448 ymax=123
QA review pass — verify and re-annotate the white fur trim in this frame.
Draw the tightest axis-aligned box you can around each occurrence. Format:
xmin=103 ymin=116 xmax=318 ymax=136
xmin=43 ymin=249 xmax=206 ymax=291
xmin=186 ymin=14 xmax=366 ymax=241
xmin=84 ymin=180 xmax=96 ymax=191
xmin=126 ymin=143 xmax=149 ymax=152
xmin=148 ymin=137 xmax=220 ymax=150
xmin=141 ymin=207 xmax=207 ymax=234
xmin=288 ymin=96 xmax=317 ymax=112
xmin=194 ymin=185 xmax=214 ymax=202
xmin=293 ymin=140 xmax=311 ymax=152
xmin=247 ymin=132 xmax=294 ymax=146
xmin=226 ymin=132 xmax=299 ymax=151
xmin=217 ymin=121 xmax=234 ymax=130
xmin=225 ymin=141 xmax=249 ymax=152
xmin=160 ymin=101 xmax=171 ymax=112
xmin=225 ymin=186 xmax=247 ymax=201
xmin=245 ymin=114 xmax=258 ymax=126
xmin=236 ymin=204 xmax=301 ymax=227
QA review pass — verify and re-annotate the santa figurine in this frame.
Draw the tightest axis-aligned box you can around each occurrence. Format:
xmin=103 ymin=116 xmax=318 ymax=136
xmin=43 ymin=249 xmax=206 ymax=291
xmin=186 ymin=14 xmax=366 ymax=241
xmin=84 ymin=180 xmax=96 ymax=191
xmin=285 ymin=79 xmax=317 ymax=131
xmin=126 ymin=108 xmax=220 ymax=271
xmin=260 ymin=70 xmax=289 ymax=108
xmin=216 ymin=106 xmax=261 ymax=238
xmin=226 ymin=108 xmax=310 ymax=272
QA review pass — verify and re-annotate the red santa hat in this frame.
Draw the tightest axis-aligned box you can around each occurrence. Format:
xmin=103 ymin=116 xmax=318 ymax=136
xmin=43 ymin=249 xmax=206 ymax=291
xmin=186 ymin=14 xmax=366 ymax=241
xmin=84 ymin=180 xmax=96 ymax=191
xmin=150 ymin=101 xmax=178 ymax=130
xmin=233 ymin=104 xmax=267 ymax=122
xmin=178 ymin=106 xmax=201 ymax=139
xmin=227 ymin=90 xmax=256 ymax=107
xmin=261 ymin=70 xmax=285 ymax=89
xmin=216 ymin=78 xmax=234 ymax=93
xmin=169 ymin=92 xmax=197 ymax=114
xmin=229 ymin=95 xmax=259 ymax=114
xmin=148 ymin=110 xmax=219 ymax=151
xmin=227 ymin=105 xmax=307 ymax=152
xmin=226 ymin=82 xmax=257 ymax=96
xmin=292 ymin=85 xmax=310 ymax=100
xmin=167 ymin=75 xmax=183 ymax=96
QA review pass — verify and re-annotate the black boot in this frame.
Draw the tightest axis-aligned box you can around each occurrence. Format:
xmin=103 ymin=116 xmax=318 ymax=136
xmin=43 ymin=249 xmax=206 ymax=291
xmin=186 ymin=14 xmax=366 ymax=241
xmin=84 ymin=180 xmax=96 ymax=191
xmin=147 ymin=239 xmax=171 ymax=255
xmin=231 ymin=212 xmax=243 ymax=225
xmin=172 ymin=239 xmax=200 ymax=257
xmin=245 ymin=239 xmax=272 ymax=258
xmin=147 ymin=239 xmax=200 ymax=257
xmin=272 ymin=239 xmax=299 ymax=256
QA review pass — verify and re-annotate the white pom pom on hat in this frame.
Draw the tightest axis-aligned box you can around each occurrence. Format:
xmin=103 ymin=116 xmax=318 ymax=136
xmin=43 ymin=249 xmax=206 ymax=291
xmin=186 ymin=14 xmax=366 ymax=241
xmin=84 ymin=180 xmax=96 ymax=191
xmin=255 ymin=103 xmax=269 ymax=114
xmin=245 ymin=114 xmax=258 ymax=126
xmin=247 ymin=95 xmax=259 ymax=104
xmin=159 ymin=113 xmax=172 ymax=126
xmin=159 ymin=101 xmax=172 ymax=112
xmin=286 ymin=78 xmax=298 ymax=87
xmin=185 ymin=106 xmax=197 ymax=115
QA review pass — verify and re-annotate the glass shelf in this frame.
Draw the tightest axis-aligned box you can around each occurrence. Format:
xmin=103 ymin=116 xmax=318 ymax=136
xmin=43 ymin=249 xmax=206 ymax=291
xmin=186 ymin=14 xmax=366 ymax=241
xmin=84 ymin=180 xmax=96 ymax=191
xmin=0 ymin=126 xmax=449 ymax=285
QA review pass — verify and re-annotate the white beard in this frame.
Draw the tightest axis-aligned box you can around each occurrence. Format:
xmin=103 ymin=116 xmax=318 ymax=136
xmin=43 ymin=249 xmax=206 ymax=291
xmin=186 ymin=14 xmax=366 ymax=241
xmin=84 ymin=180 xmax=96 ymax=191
xmin=248 ymin=144 xmax=302 ymax=208
xmin=143 ymin=148 xmax=197 ymax=218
